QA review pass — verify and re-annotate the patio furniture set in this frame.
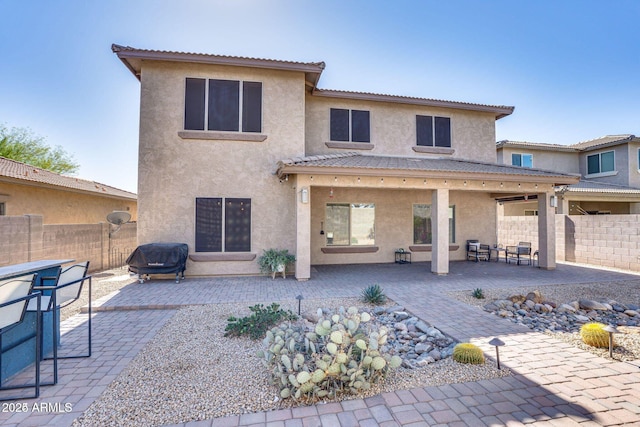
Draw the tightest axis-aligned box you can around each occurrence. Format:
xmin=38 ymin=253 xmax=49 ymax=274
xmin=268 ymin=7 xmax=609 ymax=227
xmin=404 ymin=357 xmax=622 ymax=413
xmin=0 ymin=260 xmax=92 ymax=400
xmin=466 ymin=240 xmax=537 ymax=266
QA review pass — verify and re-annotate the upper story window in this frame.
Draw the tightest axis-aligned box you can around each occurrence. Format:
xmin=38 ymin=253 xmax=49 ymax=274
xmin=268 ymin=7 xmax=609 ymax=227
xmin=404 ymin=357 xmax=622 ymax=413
xmin=637 ymin=148 xmax=640 ymax=170
xmin=185 ymin=78 xmax=262 ymax=132
xmin=416 ymin=116 xmax=451 ymax=148
xmin=587 ymin=151 xmax=614 ymax=175
xmin=512 ymin=153 xmax=533 ymax=168
xmin=330 ymin=109 xmax=370 ymax=142
xmin=195 ymin=197 xmax=251 ymax=252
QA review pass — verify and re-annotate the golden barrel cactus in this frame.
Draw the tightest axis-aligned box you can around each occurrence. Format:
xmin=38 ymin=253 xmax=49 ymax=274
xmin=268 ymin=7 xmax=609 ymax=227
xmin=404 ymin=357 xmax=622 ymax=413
xmin=580 ymin=322 xmax=610 ymax=348
xmin=452 ymin=343 xmax=485 ymax=364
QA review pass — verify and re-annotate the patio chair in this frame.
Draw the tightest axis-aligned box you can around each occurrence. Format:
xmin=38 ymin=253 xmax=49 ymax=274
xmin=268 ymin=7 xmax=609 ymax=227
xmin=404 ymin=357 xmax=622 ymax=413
xmin=0 ymin=274 xmax=41 ymax=400
xmin=466 ymin=240 xmax=490 ymax=262
xmin=26 ymin=261 xmax=91 ymax=385
xmin=506 ymin=242 xmax=532 ymax=265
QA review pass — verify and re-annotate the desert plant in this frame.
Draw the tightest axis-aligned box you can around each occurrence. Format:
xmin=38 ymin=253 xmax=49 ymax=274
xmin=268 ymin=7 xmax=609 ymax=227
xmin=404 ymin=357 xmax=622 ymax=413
xmin=225 ymin=303 xmax=297 ymax=340
xmin=258 ymin=249 xmax=296 ymax=279
xmin=452 ymin=343 xmax=485 ymax=364
xmin=361 ymin=284 xmax=387 ymax=304
xmin=472 ymin=288 xmax=485 ymax=299
xmin=580 ymin=322 xmax=610 ymax=348
xmin=257 ymin=306 xmax=401 ymax=402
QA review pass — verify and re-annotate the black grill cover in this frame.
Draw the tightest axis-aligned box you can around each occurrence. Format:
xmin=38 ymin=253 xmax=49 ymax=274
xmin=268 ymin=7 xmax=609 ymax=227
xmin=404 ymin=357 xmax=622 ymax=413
xmin=126 ymin=243 xmax=189 ymax=275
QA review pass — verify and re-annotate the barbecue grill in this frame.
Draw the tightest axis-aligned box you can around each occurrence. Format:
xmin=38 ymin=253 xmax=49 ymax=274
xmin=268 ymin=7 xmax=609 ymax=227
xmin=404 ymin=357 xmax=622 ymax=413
xmin=126 ymin=243 xmax=188 ymax=283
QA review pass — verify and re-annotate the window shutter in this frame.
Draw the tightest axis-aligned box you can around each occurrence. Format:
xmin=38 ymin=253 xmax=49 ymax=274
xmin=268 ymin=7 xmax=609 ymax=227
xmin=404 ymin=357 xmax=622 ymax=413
xmin=330 ymin=109 xmax=349 ymax=141
xmin=242 ymin=81 xmax=262 ymax=133
xmin=185 ymin=78 xmax=206 ymax=130
xmin=351 ymin=110 xmax=370 ymax=142
xmin=416 ymin=115 xmax=433 ymax=146
xmin=195 ymin=198 xmax=222 ymax=252
xmin=434 ymin=117 xmax=451 ymax=147
xmin=225 ymin=198 xmax=251 ymax=252
xmin=208 ymin=79 xmax=239 ymax=131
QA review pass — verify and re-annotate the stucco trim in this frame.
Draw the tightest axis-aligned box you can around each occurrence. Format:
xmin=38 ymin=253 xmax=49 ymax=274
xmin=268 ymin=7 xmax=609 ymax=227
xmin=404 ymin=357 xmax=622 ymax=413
xmin=178 ymin=131 xmax=267 ymax=142
xmin=412 ymin=146 xmax=455 ymax=155
xmin=189 ymin=253 xmax=257 ymax=262
xmin=325 ymin=142 xmax=375 ymax=150
xmin=321 ymin=246 xmax=379 ymax=254
xmin=409 ymin=245 xmax=460 ymax=252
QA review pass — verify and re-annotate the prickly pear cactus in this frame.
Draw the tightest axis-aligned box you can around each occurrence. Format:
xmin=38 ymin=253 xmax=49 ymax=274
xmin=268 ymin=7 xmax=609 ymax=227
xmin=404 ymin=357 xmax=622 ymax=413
xmin=580 ymin=322 xmax=610 ymax=348
xmin=257 ymin=306 xmax=402 ymax=402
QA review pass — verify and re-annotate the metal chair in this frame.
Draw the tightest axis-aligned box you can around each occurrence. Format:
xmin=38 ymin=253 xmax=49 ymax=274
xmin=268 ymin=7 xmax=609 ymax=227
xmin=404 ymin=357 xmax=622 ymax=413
xmin=0 ymin=274 xmax=41 ymax=400
xmin=466 ymin=240 xmax=490 ymax=262
xmin=26 ymin=261 xmax=91 ymax=385
xmin=506 ymin=242 xmax=532 ymax=265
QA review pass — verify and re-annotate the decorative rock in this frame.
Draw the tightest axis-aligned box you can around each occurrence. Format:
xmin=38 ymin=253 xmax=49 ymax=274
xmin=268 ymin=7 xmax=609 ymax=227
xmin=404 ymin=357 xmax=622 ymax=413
xmin=386 ymin=305 xmax=405 ymax=313
xmin=526 ymin=290 xmax=544 ymax=303
xmin=414 ymin=343 xmax=431 ymax=354
xmin=415 ymin=320 xmax=431 ymax=333
xmin=428 ymin=348 xmax=441 ymax=361
xmin=394 ymin=311 xmax=410 ymax=321
xmin=557 ymin=304 xmax=577 ymax=313
xmin=579 ymin=299 xmax=610 ymax=311
xmin=625 ymin=310 xmax=639 ymax=317
xmin=524 ymin=300 xmax=536 ymax=310
xmin=394 ymin=322 xmax=408 ymax=332
xmin=574 ymin=314 xmax=590 ymax=322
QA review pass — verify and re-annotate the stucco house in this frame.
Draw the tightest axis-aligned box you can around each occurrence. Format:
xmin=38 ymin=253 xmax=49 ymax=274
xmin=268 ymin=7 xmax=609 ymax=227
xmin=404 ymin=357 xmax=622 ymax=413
xmin=0 ymin=156 xmax=137 ymax=224
xmin=113 ymin=44 xmax=578 ymax=279
xmin=497 ymin=135 xmax=640 ymax=216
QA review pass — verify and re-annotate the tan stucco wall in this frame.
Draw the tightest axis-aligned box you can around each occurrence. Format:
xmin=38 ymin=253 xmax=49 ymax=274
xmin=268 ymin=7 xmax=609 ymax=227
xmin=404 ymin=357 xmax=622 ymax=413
xmin=137 ymin=61 xmax=306 ymax=276
xmin=627 ymin=142 xmax=640 ymax=188
xmin=497 ymin=147 xmax=579 ymax=173
xmin=305 ymin=96 xmax=497 ymax=163
xmin=309 ymin=186 xmax=497 ymax=265
xmin=579 ymin=145 xmax=629 ymax=185
xmin=0 ymin=181 xmax=137 ymax=224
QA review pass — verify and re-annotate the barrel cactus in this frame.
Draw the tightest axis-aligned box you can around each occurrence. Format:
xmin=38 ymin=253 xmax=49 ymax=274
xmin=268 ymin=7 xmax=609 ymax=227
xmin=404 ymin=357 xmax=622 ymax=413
xmin=452 ymin=343 xmax=485 ymax=364
xmin=580 ymin=322 xmax=610 ymax=348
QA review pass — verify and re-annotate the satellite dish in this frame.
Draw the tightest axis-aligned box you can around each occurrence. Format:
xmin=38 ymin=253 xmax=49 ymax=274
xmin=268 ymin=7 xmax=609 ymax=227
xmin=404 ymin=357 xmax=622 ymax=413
xmin=107 ymin=211 xmax=131 ymax=225
xmin=107 ymin=211 xmax=131 ymax=237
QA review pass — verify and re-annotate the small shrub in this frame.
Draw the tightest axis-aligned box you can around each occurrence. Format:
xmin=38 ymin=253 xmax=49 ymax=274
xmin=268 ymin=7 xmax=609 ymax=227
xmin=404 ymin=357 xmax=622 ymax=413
xmin=452 ymin=343 xmax=485 ymax=364
xmin=472 ymin=288 xmax=485 ymax=299
xmin=225 ymin=303 xmax=297 ymax=340
xmin=580 ymin=322 xmax=610 ymax=348
xmin=361 ymin=284 xmax=387 ymax=304
xmin=258 ymin=306 xmax=401 ymax=402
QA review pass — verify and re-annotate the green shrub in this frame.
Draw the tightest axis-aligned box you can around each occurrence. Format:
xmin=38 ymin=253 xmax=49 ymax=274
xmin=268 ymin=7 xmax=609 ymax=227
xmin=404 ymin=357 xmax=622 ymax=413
xmin=361 ymin=284 xmax=387 ymax=304
xmin=257 ymin=306 xmax=401 ymax=402
xmin=452 ymin=343 xmax=485 ymax=364
xmin=225 ymin=303 xmax=297 ymax=340
xmin=472 ymin=288 xmax=485 ymax=299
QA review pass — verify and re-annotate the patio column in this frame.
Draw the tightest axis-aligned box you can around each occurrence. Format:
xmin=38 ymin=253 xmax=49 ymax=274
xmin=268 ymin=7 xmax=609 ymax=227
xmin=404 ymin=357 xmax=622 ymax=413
xmin=431 ymin=188 xmax=449 ymax=275
xmin=295 ymin=176 xmax=311 ymax=281
xmin=537 ymin=192 xmax=556 ymax=270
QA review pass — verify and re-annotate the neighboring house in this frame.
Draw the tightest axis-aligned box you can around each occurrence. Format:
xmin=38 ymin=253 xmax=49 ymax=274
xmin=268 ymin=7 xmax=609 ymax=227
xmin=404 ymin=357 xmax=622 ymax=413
xmin=113 ymin=44 xmax=578 ymax=279
xmin=0 ymin=156 xmax=137 ymax=224
xmin=497 ymin=135 xmax=640 ymax=216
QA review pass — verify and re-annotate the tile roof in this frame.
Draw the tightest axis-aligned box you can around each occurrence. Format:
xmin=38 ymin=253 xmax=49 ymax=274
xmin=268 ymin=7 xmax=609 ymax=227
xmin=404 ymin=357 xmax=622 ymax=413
xmin=497 ymin=135 xmax=638 ymax=152
xmin=0 ymin=156 xmax=136 ymax=200
xmin=496 ymin=140 xmax=578 ymax=152
xmin=570 ymin=134 xmax=636 ymax=150
xmin=278 ymin=152 xmax=578 ymax=183
xmin=560 ymin=179 xmax=640 ymax=195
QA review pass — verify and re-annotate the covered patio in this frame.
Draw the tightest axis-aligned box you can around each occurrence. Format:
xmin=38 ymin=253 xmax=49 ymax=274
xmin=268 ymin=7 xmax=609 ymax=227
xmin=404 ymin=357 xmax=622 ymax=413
xmin=277 ymin=153 xmax=580 ymax=280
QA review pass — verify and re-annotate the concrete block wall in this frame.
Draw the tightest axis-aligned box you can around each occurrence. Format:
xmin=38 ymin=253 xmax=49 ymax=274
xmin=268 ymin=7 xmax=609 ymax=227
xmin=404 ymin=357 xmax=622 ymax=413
xmin=0 ymin=215 xmax=137 ymax=272
xmin=498 ymin=214 xmax=640 ymax=273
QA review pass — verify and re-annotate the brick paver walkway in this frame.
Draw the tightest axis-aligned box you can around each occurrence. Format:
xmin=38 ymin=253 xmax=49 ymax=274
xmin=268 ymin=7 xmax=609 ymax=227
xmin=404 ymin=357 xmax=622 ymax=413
xmin=1 ymin=261 xmax=639 ymax=426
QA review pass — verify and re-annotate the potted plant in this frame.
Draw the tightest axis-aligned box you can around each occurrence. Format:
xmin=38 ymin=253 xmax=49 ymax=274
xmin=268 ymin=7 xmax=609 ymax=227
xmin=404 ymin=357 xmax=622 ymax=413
xmin=257 ymin=248 xmax=296 ymax=279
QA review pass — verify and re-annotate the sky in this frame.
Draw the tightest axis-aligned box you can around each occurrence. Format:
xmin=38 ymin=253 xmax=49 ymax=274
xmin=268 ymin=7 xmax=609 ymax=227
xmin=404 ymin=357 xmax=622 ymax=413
xmin=1 ymin=0 xmax=639 ymax=194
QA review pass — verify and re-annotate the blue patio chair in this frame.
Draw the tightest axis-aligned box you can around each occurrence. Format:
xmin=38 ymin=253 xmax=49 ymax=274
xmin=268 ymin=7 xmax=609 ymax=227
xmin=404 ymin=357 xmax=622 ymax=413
xmin=26 ymin=261 xmax=91 ymax=385
xmin=0 ymin=274 xmax=41 ymax=400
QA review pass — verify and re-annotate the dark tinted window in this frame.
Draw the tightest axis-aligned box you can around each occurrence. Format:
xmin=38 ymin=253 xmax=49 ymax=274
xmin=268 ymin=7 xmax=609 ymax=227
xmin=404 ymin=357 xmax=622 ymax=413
xmin=351 ymin=110 xmax=370 ymax=142
xmin=225 ymin=198 xmax=251 ymax=252
xmin=242 ymin=82 xmax=262 ymax=133
xmin=330 ymin=108 xmax=349 ymax=141
xmin=208 ymin=79 xmax=239 ymax=131
xmin=195 ymin=198 xmax=222 ymax=252
xmin=587 ymin=154 xmax=600 ymax=174
xmin=434 ymin=117 xmax=451 ymax=147
xmin=185 ymin=78 xmax=206 ymax=130
xmin=416 ymin=115 xmax=433 ymax=146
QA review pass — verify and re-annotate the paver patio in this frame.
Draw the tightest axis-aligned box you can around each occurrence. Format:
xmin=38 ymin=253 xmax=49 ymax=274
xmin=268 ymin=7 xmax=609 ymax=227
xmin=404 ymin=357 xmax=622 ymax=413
xmin=1 ymin=261 xmax=639 ymax=426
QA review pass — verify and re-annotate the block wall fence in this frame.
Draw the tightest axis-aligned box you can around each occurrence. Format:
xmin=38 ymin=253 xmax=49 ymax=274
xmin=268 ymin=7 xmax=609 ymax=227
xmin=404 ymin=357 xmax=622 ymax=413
xmin=0 ymin=215 xmax=137 ymax=272
xmin=498 ymin=214 xmax=640 ymax=272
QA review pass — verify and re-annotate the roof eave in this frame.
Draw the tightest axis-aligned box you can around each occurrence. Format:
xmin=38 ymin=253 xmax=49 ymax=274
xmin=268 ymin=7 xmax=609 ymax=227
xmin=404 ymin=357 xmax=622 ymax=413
xmin=0 ymin=176 xmax=137 ymax=201
xmin=312 ymin=89 xmax=514 ymax=119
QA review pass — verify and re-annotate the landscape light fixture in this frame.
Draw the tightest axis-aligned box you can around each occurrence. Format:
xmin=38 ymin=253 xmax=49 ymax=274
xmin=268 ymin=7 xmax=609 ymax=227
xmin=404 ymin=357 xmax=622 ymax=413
xmin=488 ymin=337 xmax=505 ymax=369
xmin=602 ymin=325 xmax=619 ymax=358
xmin=296 ymin=294 xmax=304 ymax=315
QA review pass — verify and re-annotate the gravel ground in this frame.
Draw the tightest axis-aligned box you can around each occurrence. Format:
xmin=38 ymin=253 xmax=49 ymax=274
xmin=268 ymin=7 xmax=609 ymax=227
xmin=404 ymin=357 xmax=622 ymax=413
xmin=448 ymin=280 xmax=640 ymax=361
xmin=73 ymin=298 xmax=509 ymax=427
